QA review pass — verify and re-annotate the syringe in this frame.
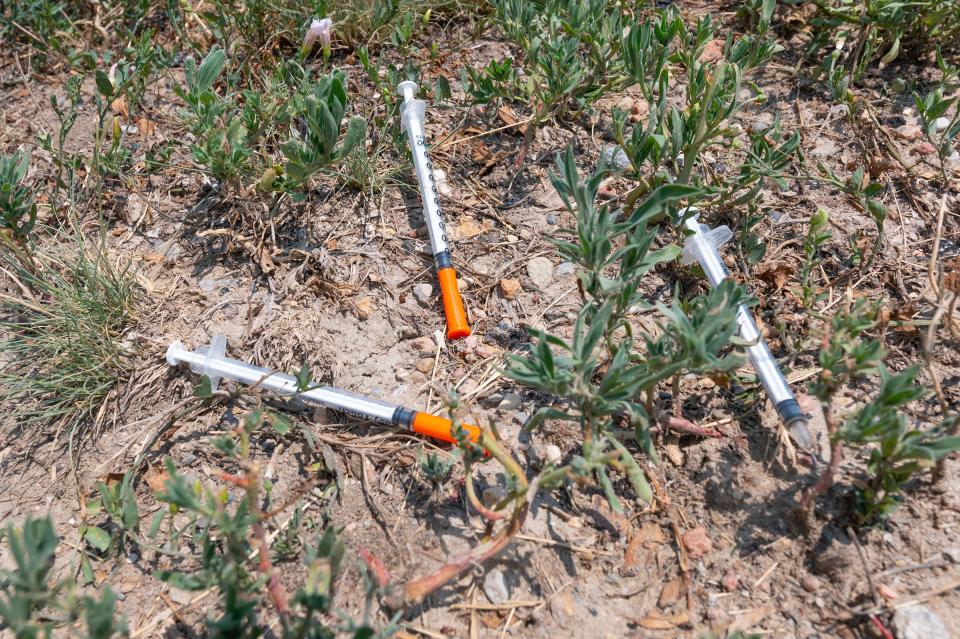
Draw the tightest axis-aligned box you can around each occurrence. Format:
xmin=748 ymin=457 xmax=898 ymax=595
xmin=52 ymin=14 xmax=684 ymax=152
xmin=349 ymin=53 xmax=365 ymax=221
xmin=679 ymin=211 xmax=813 ymax=449
xmin=166 ymin=335 xmax=480 ymax=445
xmin=398 ymin=80 xmax=471 ymax=340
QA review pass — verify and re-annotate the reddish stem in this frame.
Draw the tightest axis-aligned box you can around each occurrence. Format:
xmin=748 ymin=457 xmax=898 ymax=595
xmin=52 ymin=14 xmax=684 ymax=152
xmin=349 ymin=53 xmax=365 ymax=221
xmin=796 ymin=400 xmax=841 ymax=521
xmin=662 ymin=415 xmax=724 ymax=438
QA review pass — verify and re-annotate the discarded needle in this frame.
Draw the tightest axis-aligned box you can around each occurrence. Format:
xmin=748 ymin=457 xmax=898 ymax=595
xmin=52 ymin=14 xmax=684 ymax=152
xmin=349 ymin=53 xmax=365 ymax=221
xmin=680 ymin=211 xmax=814 ymax=449
xmin=398 ymin=80 xmax=471 ymax=340
xmin=167 ymin=335 xmax=480 ymax=445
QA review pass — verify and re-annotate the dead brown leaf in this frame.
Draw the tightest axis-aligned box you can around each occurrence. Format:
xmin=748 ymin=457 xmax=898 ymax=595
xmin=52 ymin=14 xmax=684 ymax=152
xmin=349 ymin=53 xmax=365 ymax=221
xmin=657 ymin=576 xmax=687 ymax=608
xmin=144 ymin=464 xmax=170 ymax=494
xmin=638 ymin=610 xmax=690 ymax=630
xmin=624 ymin=522 xmax=666 ymax=567
xmin=755 ymin=260 xmax=793 ymax=290
xmin=496 ymin=106 xmax=527 ymax=134
xmin=110 ymin=95 xmax=129 ymax=118
xmin=726 ymin=605 xmax=773 ymax=633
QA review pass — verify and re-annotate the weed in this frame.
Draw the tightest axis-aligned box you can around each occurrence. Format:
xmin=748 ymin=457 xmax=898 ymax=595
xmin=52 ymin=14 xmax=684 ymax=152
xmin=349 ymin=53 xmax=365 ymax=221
xmin=151 ymin=407 xmax=397 ymax=637
xmin=838 ymin=366 xmax=960 ymax=523
xmin=279 ymin=70 xmax=367 ymax=186
xmin=0 ymin=149 xmax=38 ymax=247
xmin=0 ymin=230 xmax=138 ymax=439
xmin=799 ymin=207 xmax=832 ymax=309
xmin=817 ymin=163 xmax=887 ymax=268
xmin=914 ymin=51 xmax=960 ymax=183
xmin=0 ymin=0 xmax=74 ymax=68
xmin=37 ymin=74 xmax=84 ymax=205
xmin=0 ymin=516 xmax=128 ymax=638
xmin=806 ymin=0 xmax=960 ymax=82
xmin=505 ymin=149 xmax=748 ymax=509
xmin=614 ymin=3 xmax=795 ymax=210
xmin=796 ymin=301 xmax=960 ymax=524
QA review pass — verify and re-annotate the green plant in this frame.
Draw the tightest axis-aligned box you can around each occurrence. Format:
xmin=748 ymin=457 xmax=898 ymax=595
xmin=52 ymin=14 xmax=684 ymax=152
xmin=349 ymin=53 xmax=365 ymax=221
xmin=0 ymin=0 xmax=74 ymax=68
xmin=0 ymin=229 xmax=138 ymax=438
xmin=612 ymin=2 xmax=795 ymax=211
xmin=805 ymin=0 xmax=960 ymax=83
xmin=80 ymin=474 xmax=140 ymax=573
xmin=0 ymin=516 xmax=127 ymax=638
xmin=506 ymin=149 xmax=750 ymax=508
xmin=387 ymin=150 xmax=753 ymax=609
xmin=837 ymin=366 xmax=960 ymax=522
xmin=799 ymin=207 xmax=832 ymax=309
xmin=794 ymin=301 xmax=960 ymax=525
xmin=151 ymin=406 xmax=397 ymax=637
xmin=417 ymin=448 xmax=458 ymax=491
xmin=817 ymin=163 xmax=887 ymax=268
xmin=465 ymin=0 xmax=629 ymax=163
xmin=279 ymin=70 xmax=367 ymax=186
xmin=37 ymin=74 xmax=84 ymax=205
xmin=0 ymin=149 xmax=37 ymax=246
xmin=914 ymin=51 xmax=960 ymax=185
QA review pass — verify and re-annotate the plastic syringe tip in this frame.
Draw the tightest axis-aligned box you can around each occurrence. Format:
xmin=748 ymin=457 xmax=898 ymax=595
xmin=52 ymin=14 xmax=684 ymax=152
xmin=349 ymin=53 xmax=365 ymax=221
xmin=789 ymin=419 xmax=814 ymax=451
xmin=397 ymin=80 xmax=418 ymax=102
xmin=166 ymin=340 xmax=188 ymax=366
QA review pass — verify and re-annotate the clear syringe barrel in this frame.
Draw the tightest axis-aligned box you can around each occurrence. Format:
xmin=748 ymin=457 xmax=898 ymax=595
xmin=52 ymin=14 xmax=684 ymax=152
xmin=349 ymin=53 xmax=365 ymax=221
xmin=680 ymin=214 xmax=812 ymax=449
xmin=398 ymin=81 xmax=448 ymax=258
xmin=166 ymin=340 xmax=399 ymax=424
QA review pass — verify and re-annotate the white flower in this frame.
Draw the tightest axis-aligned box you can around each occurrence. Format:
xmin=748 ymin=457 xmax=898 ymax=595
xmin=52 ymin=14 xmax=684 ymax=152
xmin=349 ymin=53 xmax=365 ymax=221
xmin=302 ymin=17 xmax=332 ymax=55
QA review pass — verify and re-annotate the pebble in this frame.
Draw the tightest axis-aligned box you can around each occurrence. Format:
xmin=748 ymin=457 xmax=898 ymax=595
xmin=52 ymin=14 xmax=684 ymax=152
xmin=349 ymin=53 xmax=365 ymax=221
xmin=483 ymin=569 xmax=510 ymax=605
xmin=498 ymin=392 xmax=522 ymax=411
xmin=721 ymin=569 xmax=739 ymax=592
xmin=526 ymin=256 xmax=555 ymax=289
xmin=499 ymin=278 xmax=522 ymax=299
xmin=682 ymin=527 xmax=713 ymax=559
xmin=915 ymin=142 xmax=937 ymax=156
xmin=934 ymin=116 xmax=950 ymax=132
xmin=412 ymin=283 xmax=434 ymax=305
xmin=943 ymin=547 xmax=960 ymax=563
xmin=801 ymin=575 xmax=822 ymax=592
xmin=895 ymin=124 xmax=922 ymax=141
xmin=555 ymin=261 xmax=576 ymax=277
xmin=544 ymin=444 xmax=562 ymax=464
xmin=415 ymin=357 xmax=435 ymax=374
xmin=546 ymin=213 xmax=558 ymax=225
xmin=892 ymin=604 xmax=949 ymax=639
xmin=482 ymin=486 xmax=507 ymax=508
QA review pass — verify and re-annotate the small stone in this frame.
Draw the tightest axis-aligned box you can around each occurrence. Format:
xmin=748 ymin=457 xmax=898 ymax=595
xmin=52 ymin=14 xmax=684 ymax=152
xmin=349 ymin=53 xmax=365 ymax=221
xmin=499 ymin=278 xmax=522 ymax=299
xmin=483 ymin=569 xmax=510 ymax=605
xmin=555 ymin=261 xmax=575 ymax=277
xmin=801 ymin=575 xmax=822 ymax=592
xmin=914 ymin=142 xmax=937 ymax=156
xmin=700 ymin=39 xmax=725 ymax=63
xmin=721 ymin=569 xmax=739 ymax=592
xmin=943 ymin=547 xmax=960 ymax=563
xmin=498 ymin=392 xmax=522 ymax=411
xmin=526 ymin=257 xmax=554 ymax=289
xmin=544 ymin=444 xmax=562 ymax=465
xmin=682 ymin=527 xmax=713 ymax=559
xmin=412 ymin=283 xmax=434 ymax=305
xmin=877 ymin=583 xmax=899 ymax=600
xmin=354 ymin=297 xmax=374 ymax=320
xmin=481 ymin=393 xmax=503 ymax=408
xmin=415 ymin=357 xmax=435 ymax=374
xmin=895 ymin=124 xmax=922 ymax=141
xmin=933 ymin=116 xmax=950 ymax=132
xmin=814 ymin=543 xmax=855 ymax=577
xmin=482 ymin=486 xmax=507 ymax=508
xmin=892 ymin=604 xmax=949 ymax=639
xmin=546 ymin=213 xmax=558 ymax=225
xmin=168 ymin=588 xmax=193 ymax=605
